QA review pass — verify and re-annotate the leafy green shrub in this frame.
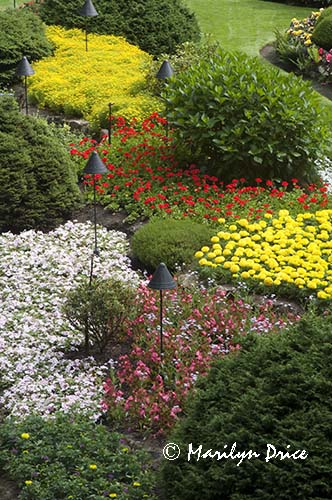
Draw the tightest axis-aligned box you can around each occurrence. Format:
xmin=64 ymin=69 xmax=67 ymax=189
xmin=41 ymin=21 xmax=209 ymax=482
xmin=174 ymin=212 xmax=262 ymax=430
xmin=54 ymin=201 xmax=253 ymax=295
xmin=165 ymin=48 xmax=328 ymax=184
xmin=131 ymin=218 xmax=215 ymax=273
xmin=0 ymin=414 xmax=156 ymax=499
xmin=312 ymin=16 xmax=332 ymax=50
xmin=0 ymin=8 xmax=53 ymax=87
xmin=0 ymin=95 xmax=80 ymax=233
xmin=160 ymin=313 xmax=332 ymax=500
xmin=63 ymin=276 xmax=138 ymax=352
xmin=34 ymin=0 xmax=200 ymax=56
xmin=315 ymin=6 xmax=332 ymax=26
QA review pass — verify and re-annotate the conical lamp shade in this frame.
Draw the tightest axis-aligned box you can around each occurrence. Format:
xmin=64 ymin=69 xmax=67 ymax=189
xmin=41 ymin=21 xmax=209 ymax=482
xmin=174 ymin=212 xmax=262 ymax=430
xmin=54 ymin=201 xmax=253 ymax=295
xmin=148 ymin=263 xmax=176 ymax=290
xmin=156 ymin=60 xmax=174 ymax=80
xmin=16 ymin=56 xmax=35 ymax=77
xmin=79 ymin=0 xmax=98 ymax=16
xmin=83 ymin=151 xmax=108 ymax=174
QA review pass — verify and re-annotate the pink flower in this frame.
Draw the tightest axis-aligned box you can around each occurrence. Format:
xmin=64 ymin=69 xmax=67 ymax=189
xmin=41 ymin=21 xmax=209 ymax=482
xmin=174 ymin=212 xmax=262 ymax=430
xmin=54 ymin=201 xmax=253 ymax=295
xmin=326 ymin=53 xmax=332 ymax=63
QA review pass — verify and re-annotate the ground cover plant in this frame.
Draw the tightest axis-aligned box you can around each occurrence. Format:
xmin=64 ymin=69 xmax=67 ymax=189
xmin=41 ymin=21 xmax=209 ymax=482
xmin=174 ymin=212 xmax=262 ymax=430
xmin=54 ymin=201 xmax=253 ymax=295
xmin=159 ymin=313 xmax=332 ymax=499
xmin=102 ymin=282 xmax=300 ymax=436
xmin=0 ymin=95 xmax=80 ymax=233
xmin=0 ymin=221 xmax=139 ymax=420
xmin=31 ymin=0 xmax=200 ymax=57
xmin=0 ymin=414 xmax=156 ymax=499
xmin=0 ymin=7 xmax=53 ymax=87
xmin=70 ymin=114 xmax=332 ymax=225
xmin=28 ymin=26 xmax=160 ymax=130
xmin=196 ymin=208 xmax=332 ymax=300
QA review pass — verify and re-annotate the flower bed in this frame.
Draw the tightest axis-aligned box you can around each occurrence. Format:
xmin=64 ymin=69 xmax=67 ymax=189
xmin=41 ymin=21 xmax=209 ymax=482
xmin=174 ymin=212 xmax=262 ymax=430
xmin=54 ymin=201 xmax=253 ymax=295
xmin=70 ymin=114 xmax=332 ymax=224
xmin=28 ymin=26 xmax=160 ymax=130
xmin=0 ymin=221 xmax=138 ymax=420
xmin=196 ymin=208 xmax=332 ymax=300
xmin=102 ymin=282 xmax=299 ymax=435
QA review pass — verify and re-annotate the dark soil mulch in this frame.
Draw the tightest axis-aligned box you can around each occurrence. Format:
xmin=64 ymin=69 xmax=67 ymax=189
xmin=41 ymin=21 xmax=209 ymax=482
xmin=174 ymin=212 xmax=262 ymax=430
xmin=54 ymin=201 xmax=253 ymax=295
xmin=260 ymin=43 xmax=332 ymax=101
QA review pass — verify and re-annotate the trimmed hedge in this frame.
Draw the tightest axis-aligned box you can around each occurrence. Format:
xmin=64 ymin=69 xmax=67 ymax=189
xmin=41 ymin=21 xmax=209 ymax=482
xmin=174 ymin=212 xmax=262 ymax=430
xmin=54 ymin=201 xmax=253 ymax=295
xmin=0 ymin=8 xmax=53 ymax=87
xmin=160 ymin=313 xmax=332 ymax=499
xmin=0 ymin=95 xmax=80 ymax=233
xmin=33 ymin=0 xmax=200 ymax=56
xmin=131 ymin=218 xmax=215 ymax=273
xmin=165 ymin=48 xmax=328 ymax=183
xmin=312 ymin=16 xmax=332 ymax=50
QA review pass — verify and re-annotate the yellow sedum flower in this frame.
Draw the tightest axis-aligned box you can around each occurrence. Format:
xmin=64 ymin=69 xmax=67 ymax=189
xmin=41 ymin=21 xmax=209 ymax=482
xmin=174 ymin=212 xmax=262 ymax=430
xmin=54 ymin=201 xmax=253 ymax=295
xmin=21 ymin=433 xmax=30 ymax=439
xmin=29 ymin=27 xmax=160 ymax=129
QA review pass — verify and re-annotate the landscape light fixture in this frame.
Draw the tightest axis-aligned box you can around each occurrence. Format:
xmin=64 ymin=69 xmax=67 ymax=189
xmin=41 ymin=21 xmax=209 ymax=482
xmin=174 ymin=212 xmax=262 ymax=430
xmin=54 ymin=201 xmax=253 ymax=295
xmin=79 ymin=0 xmax=99 ymax=52
xmin=16 ymin=56 xmax=35 ymax=115
xmin=148 ymin=263 xmax=176 ymax=357
xmin=82 ymin=150 xmax=108 ymax=353
xmin=156 ymin=60 xmax=174 ymax=136
xmin=108 ymin=102 xmax=114 ymax=145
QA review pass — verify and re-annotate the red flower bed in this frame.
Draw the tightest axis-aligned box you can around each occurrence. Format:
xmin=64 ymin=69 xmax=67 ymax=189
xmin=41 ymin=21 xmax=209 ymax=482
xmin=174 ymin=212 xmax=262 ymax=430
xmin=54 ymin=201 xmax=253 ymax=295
xmin=70 ymin=114 xmax=332 ymax=224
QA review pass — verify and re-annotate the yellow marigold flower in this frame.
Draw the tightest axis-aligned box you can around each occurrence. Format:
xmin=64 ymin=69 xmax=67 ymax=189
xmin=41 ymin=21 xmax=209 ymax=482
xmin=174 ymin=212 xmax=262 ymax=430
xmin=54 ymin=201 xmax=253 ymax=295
xmin=223 ymin=249 xmax=232 ymax=256
xmin=201 ymin=246 xmax=210 ymax=253
xmin=133 ymin=482 xmax=141 ymax=487
xmin=211 ymin=236 xmax=220 ymax=243
xmin=264 ymin=277 xmax=274 ymax=286
xmin=21 ymin=433 xmax=30 ymax=439
xmin=208 ymin=252 xmax=216 ymax=259
xmin=218 ymin=218 xmax=226 ymax=224
xmin=230 ymin=264 xmax=240 ymax=273
xmin=212 ymin=243 xmax=221 ymax=250
xmin=241 ymin=271 xmax=250 ymax=279
xmin=89 ymin=464 xmax=97 ymax=470
xmin=109 ymin=494 xmax=117 ymax=498
xmin=25 ymin=481 xmax=32 ymax=486
xmin=195 ymin=251 xmax=204 ymax=259
xmin=264 ymin=213 xmax=273 ymax=219
xmin=229 ymin=224 xmax=237 ymax=232
xmin=317 ymin=290 xmax=328 ymax=299
xmin=199 ymin=258 xmax=208 ymax=266
xmin=215 ymin=256 xmax=225 ymax=264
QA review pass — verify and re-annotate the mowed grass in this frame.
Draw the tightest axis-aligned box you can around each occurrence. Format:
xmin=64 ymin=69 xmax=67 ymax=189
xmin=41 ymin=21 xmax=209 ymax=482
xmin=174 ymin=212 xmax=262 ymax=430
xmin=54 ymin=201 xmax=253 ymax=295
xmin=186 ymin=0 xmax=312 ymax=56
xmin=0 ymin=0 xmax=24 ymax=9
xmin=186 ymin=0 xmax=332 ymax=115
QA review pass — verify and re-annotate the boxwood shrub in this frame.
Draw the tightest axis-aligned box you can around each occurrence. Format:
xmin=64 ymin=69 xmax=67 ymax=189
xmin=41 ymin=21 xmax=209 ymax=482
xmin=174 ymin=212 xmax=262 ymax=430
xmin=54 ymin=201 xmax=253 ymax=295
xmin=312 ymin=16 xmax=332 ymax=50
xmin=34 ymin=0 xmax=200 ymax=56
xmin=160 ymin=313 xmax=332 ymax=499
xmin=131 ymin=218 xmax=215 ymax=273
xmin=0 ymin=8 xmax=53 ymax=87
xmin=0 ymin=95 xmax=80 ymax=233
xmin=165 ymin=48 xmax=328 ymax=184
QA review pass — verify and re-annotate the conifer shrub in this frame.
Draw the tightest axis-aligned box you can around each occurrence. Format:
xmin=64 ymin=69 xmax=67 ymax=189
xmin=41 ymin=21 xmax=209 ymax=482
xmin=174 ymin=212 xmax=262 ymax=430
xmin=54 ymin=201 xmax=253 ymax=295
xmin=131 ymin=218 xmax=215 ymax=273
xmin=160 ymin=313 xmax=332 ymax=500
xmin=0 ymin=96 xmax=80 ymax=233
xmin=312 ymin=16 xmax=332 ymax=50
xmin=165 ymin=48 xmax=328 ymax=184
xmin=34 ymin=0 xmax=200 ymax=56
xmin=0 ymin=8 xmax=53 ymax=87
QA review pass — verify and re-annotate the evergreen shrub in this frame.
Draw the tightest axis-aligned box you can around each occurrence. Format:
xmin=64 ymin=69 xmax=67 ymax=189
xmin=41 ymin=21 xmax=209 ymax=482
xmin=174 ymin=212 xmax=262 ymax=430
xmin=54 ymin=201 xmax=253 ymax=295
xmin=131 ymin=218 xmax=215 ymax=273
xmin=0 ymin=96 xmax=80 ymax=233
xmin=165 ymin=48 xmax=328 ymax=183
xmin=0 ymin=8 xmax=53 ymax=87
xmin=160 ymin=313 xmax=332 ymax=500
xmin=312 ymin=16 xmax=332 ymax=50
xmin=34 ymin=0 xmax=200 ymax=56
xmin=63 ymin=277 xmax=138 ymax=352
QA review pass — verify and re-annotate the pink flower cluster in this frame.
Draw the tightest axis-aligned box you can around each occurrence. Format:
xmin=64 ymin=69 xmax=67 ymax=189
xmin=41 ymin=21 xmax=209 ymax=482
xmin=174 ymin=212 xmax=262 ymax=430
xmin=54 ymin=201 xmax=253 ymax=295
xmin=102 ymin=283 xmax=300 ymax=435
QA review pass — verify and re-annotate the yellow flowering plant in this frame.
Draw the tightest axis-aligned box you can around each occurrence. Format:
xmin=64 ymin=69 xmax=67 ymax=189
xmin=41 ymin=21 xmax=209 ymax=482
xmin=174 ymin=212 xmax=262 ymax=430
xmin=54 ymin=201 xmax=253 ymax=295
xmin=28 ymin=26 xmax=161 ymax=130
xmin=196 ymin=209 xmax=332 ymax=300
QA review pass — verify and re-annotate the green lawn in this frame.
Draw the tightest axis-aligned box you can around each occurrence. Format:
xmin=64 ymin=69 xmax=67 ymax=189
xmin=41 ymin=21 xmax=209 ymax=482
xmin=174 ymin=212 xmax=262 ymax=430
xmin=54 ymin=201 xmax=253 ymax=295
xmin=186 ymin=0 xmax=312 ymax=56
xmin=0 ymin=0 xmax=24 ymax=8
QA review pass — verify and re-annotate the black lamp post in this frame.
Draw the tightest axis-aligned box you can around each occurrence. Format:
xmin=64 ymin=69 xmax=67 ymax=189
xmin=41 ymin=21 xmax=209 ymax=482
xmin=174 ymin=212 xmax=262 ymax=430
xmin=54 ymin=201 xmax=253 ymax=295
xmin=16 ymin=56 xmax=35 ymax=115
xmin=83 ymin=151 xmax=108 ymax=259
xmin=13 ymin=0 xmax=16 ymax=8
xmin=79 ymin=0 xmax=98 ymax=52
xmin=108 ymin=102 xmax=114 ymax=145
xmin=156 ymin=60 xmax=174 ymax=137
xmin=148 ymin=263 xmax=176 ymax=357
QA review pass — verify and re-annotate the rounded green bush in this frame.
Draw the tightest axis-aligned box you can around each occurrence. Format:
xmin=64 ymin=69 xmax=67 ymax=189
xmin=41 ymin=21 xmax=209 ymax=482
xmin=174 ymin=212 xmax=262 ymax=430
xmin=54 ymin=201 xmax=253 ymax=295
xmin=315 ymin=6 xmax=332 ymax=27
xmin=312 ymin=16 xmax=332 ymax=50
xmin=0 ymin=8 xmax=54 ymax=87
xmin=165 ymin=48 xmax=328 ymax=184
xmin=34 ymin=0 xmax=200 ymax=56
xmin=131 ymin=218 xmax=214 ymax=273
xmin=0 ymin=95 xmax=81 ymax=233
xmin=160 ymin=313 xmax=332 ymax=499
